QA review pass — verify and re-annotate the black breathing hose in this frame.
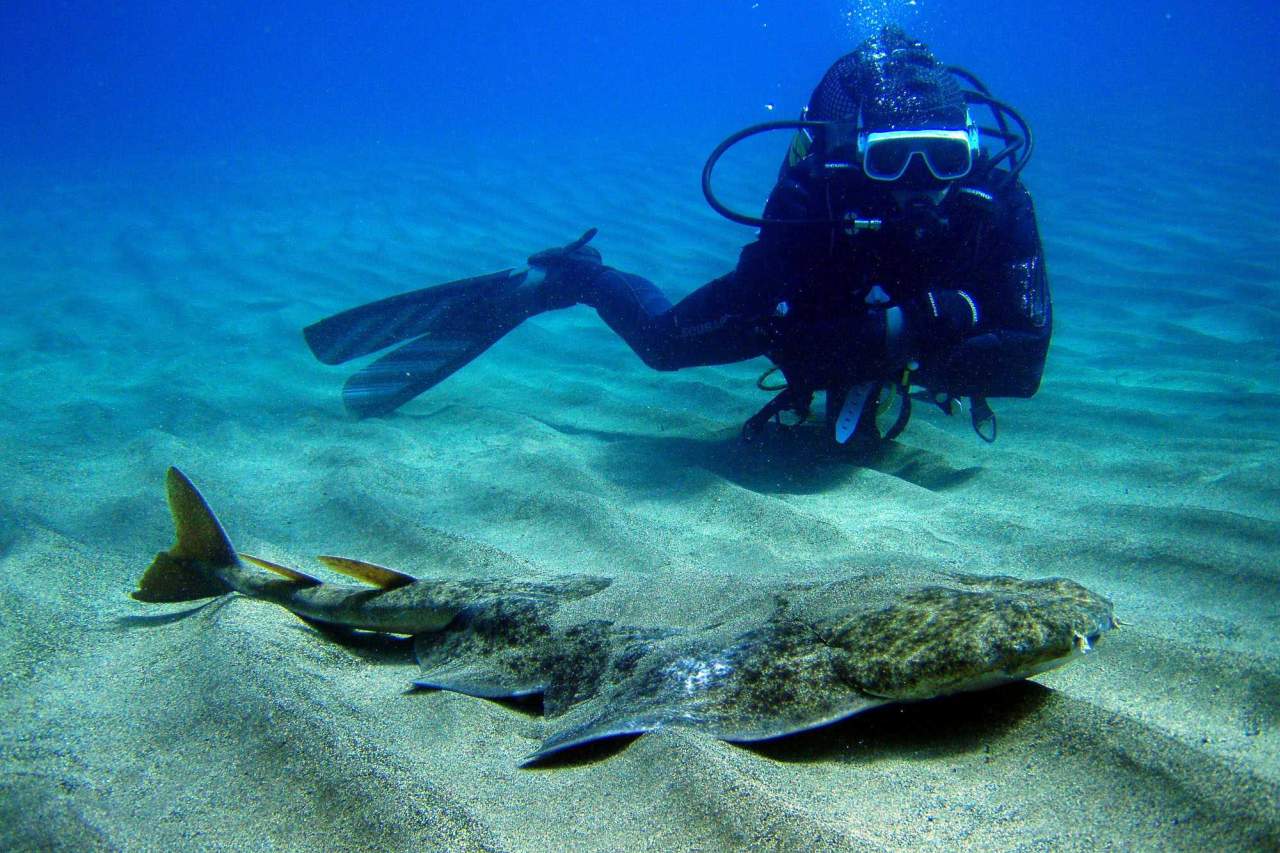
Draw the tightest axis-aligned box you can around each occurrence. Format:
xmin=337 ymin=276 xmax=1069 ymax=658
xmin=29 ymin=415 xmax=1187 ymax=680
xmin=700 ymin=120 xmax=838 ymax=228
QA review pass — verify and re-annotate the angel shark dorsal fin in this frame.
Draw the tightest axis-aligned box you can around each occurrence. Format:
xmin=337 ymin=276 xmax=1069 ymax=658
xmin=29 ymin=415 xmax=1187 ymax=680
xmin=316 ymin=555 xmax=416 ymax=590
xmin=240 ymin=553 xmax=322 ymax=586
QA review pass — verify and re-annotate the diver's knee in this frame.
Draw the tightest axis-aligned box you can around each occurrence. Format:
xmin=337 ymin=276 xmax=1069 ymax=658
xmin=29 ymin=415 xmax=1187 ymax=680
xmin=637 ymin=348 xmax=684 ymax=372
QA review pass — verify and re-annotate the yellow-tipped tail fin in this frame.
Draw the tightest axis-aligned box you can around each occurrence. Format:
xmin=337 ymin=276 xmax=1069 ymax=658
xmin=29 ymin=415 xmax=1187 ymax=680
xmin=241 ymin=553 xmax=323 ymax=586
xmin=133 ymin=467 xmax=237 ymax=603
xmin=316 ymin=555 xmax=416 ymax=590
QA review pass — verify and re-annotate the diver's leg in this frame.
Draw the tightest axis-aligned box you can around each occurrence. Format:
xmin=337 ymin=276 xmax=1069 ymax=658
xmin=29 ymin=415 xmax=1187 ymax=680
xmin=319 ymin=227 xmax=764 ymax=416
xmin=581 ymin=269 xmax=767 ymax=370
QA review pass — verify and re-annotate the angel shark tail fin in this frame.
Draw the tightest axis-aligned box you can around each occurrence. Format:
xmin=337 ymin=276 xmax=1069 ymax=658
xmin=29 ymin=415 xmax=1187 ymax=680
xmin=132 ymin=467 xmax=238 ymax=603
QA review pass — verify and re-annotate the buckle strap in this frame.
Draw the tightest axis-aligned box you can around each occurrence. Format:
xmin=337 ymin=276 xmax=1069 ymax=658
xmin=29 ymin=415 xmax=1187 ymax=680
xmin=742 ymin=387 xmax=812 ymax=442
xmin=970 ymin=396 xmax=997 ymax=443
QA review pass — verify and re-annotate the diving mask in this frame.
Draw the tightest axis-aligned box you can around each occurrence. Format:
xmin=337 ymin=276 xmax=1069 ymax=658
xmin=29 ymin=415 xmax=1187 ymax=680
xmin=858 ymin=125 xmax=979 ymax=182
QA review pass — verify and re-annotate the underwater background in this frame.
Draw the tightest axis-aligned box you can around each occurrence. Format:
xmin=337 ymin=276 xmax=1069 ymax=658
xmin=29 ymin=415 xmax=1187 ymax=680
xmin=2 ymin=1 xmax=1278 ymax=849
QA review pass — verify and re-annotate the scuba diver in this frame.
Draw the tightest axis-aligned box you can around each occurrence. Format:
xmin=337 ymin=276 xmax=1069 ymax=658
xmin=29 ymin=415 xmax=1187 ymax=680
xmin=305 ymin=26 xmax=1051 ymax=445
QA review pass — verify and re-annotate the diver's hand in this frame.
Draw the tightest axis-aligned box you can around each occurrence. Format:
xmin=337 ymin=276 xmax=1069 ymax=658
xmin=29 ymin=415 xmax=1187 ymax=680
xmin=908 ymin=289 xmax=979 ymax=344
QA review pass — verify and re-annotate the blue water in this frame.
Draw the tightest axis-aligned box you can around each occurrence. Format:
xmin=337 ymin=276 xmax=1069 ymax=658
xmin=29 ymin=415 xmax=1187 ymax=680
xmin=5 ymin=1 xmax=1277 ymax=163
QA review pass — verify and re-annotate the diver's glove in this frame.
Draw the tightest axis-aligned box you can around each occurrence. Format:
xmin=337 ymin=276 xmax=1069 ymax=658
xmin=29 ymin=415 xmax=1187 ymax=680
xmin=906 ymin=288 xmax=980 ymax=346
xmin=523 ymin=228 xmax=605 ymax=309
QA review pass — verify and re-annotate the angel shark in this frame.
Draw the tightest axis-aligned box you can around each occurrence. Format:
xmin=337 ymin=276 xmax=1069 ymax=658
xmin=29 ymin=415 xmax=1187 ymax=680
xmin=133 ymin=468 xmax=1116 ymax=765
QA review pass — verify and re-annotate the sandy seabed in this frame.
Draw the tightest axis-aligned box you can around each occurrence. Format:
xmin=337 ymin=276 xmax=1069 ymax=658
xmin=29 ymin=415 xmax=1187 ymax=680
xmin=1 ymin=137 xmax=1277 ymax=850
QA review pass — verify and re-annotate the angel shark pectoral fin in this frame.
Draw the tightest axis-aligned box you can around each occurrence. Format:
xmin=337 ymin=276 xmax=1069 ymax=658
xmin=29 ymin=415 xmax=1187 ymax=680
xmin=523 ymin=619 xmax=883 ymax=765
xmin=412 ymin=596 xmax=564 ymax=700
xmin=529 ymin=687 xmax=888 ymax=764
xmin=413 ymin=606 xmax=625 ymax=708
xmin=413 ymin=665 xmax=546 ymax=700
xmin=526 ymin=712 xmax=666 ymax=765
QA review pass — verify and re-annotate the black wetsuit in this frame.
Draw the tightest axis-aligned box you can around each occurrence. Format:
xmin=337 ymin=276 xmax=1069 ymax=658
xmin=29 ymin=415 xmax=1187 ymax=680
xmin=576 ymin=162 xmax=1051 ymax=416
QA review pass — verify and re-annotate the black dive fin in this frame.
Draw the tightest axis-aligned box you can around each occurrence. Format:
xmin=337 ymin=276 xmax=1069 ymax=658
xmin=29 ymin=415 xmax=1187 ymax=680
xmin=340 ymin=314 xmax=525 ymax=418
xmin=303 ymin=269 xmax=517 ymax=365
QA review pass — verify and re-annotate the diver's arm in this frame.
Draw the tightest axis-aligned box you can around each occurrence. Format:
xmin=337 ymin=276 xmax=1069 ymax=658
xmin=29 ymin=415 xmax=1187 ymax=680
xmin=910 ymin=185 xmax=1052 ymax=398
